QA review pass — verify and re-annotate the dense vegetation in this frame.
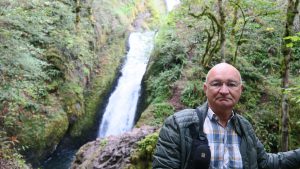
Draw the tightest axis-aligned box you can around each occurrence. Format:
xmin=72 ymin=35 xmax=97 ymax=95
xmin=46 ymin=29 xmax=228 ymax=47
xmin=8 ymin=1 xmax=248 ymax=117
xmin=140 ymin=0 xmax=300 ymax=157
xmin=0 ymin=0 xmax=158 ymax=167
xmin=1 ymin=0 xmax=300 ymax=168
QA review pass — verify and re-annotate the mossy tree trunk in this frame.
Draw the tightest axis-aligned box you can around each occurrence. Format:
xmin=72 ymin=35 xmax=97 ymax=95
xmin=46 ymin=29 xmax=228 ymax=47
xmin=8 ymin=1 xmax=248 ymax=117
xmin=230 ymin=0 xmax=240 ymax=41
xmin=188 ymin=4 xmax=222 ymax=66
xmin=217 ymin=0 xmax=226 ymax=62
xmin=231 ymin=0 xmax=246 ymax=65
xmin=75 ymin=0 xmax=81 ymax=30
xmin=281 ymin=0 xmax=299 ymax=152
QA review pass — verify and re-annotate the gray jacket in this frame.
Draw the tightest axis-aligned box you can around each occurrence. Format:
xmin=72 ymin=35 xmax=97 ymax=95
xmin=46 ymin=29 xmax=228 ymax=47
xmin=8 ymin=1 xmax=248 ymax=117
xmin=153 ymin=103 xmax=300 ymax=169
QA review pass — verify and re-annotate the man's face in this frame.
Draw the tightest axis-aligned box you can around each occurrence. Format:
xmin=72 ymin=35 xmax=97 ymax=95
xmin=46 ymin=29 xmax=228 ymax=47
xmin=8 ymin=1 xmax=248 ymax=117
xmin=203 ymin=64 xmax=243 ymax=111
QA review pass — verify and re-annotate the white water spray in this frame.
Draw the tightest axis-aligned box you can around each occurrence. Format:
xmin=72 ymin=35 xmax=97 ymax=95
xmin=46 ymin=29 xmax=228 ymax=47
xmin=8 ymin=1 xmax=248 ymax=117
xmin=165 ymin=0 xmax=180 ymax=11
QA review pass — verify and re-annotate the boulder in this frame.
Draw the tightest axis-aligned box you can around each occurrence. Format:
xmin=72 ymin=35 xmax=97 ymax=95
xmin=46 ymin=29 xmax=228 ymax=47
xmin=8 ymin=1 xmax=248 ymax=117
xmin=71 ymin=125 xmax=157 ymax=169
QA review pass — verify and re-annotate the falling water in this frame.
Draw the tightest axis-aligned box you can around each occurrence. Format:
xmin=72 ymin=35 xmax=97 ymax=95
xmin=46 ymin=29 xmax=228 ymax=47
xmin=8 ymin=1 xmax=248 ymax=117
xmin=165 ymin=0 xmax=180 ymax=11
xmin=98 ymin=31 xmax=155 ymax=138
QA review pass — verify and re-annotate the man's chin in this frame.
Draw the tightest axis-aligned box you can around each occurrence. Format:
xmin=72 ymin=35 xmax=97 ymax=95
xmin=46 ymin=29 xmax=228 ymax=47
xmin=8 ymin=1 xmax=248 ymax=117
xmin=216 ymin=101 xmax=234 ymax=109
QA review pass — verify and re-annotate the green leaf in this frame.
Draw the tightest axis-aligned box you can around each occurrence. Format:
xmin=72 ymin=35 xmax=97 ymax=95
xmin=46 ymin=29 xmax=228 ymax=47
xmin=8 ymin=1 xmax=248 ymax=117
xmin=286 ymin=43 xmax=293 ymax=48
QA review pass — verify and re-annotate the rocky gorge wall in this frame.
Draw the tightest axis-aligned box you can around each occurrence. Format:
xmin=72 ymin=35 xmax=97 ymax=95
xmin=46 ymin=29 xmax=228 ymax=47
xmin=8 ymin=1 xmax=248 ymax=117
xmin=0 ymin=0 xmax=164 ymax=167
xmin=68 ymin=0 xmax=169 ymax=168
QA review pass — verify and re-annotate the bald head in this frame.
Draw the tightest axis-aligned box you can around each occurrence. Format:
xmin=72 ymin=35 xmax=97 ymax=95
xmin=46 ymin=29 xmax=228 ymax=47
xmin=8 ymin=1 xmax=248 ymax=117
xmin=203 ymin=62 xmax=243 ymax=125
xmin=203 ymin=62 xmax=243 ymax=115
xmin=205 ymin=63 xmax=242 ymax=84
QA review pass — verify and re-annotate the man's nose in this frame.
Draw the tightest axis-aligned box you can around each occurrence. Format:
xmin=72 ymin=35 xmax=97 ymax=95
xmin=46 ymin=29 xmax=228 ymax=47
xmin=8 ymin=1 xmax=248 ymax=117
xmin=219 ymin=83 xmax=229 ymax=93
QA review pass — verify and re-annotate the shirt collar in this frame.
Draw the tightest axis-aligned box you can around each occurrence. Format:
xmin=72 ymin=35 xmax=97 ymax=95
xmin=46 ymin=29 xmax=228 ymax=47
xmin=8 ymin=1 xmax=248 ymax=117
xmin=207 ymin=107 xmax=235 ymax=126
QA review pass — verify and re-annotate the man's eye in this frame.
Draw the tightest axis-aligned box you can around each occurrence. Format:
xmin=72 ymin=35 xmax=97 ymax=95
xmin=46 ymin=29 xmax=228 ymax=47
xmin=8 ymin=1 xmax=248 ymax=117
xmin=227 ymin=82 xmax=238 ymax=87
xmin=210 ymin=82 xmax=222 ymax=87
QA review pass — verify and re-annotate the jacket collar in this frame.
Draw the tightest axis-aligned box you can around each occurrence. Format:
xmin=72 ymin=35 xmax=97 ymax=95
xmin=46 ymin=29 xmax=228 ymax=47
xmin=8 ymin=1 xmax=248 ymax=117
xmin=198 ymin=102 xmax=243 ymax=136
xmin=232 ymin=114 xmax=243 ymax=136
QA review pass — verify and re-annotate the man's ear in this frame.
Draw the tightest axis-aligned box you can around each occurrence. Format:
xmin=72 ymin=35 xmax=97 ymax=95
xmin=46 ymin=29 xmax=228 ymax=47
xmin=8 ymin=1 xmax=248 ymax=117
xmin=203 ymin=82 xmax=207 ymax=92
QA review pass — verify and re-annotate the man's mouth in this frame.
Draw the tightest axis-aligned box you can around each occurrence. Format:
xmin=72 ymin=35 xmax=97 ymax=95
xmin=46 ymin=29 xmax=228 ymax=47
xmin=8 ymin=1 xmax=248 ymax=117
xmin=217 ymin=97 xmax=231 ymax=101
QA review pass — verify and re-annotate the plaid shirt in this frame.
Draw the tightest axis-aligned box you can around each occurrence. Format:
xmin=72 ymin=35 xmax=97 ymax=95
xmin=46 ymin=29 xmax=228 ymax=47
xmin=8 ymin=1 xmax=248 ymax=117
xmin=203 ymin=108 xmax=243 ymax=169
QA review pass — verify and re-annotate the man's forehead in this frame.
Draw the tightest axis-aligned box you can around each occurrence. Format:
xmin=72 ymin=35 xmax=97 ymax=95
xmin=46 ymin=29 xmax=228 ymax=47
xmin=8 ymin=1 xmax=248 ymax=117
xmin=207 ymin=68 xmax=241 ymax=81
xmin=207 ymin=76 xmax=240 ymax=82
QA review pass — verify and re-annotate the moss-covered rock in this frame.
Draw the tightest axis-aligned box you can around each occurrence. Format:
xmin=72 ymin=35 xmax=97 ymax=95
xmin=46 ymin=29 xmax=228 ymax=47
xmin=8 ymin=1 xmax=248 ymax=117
xmin=17 ymin=97 xmax=68 ymax=162
xmin=70 ymin=126 xmax=157 ymax=169
xmin=69 ymin=39 xmax=127 ymax=138
xmin=127 ymin=132 xmax=159 ymax=169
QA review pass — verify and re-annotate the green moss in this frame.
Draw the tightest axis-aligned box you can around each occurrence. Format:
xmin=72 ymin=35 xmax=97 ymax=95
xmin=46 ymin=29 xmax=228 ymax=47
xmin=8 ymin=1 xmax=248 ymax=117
xmin=69 ymin=38 xmax=126 ymax=137
xmin=45 ymin=48 xmax=67 ymax=75
xmin=1 ymin=0 xmax=159 ymax=165
xmin=18 ymin=106 xmax=68 ymax=160
xmin=136 ymin=105 xmax=156 ymax=127
xmin=137 ymin=102 xmax=174 ymax=127
xmin=127 ymin=132 xmax=159 ymax=169
xmin=145 ymin=0 xmax=167 ymax=29
xmin=59 ymin=82 xmax=84 ymax=119
xmin=180 ymin=80 xmax=205 ymax=108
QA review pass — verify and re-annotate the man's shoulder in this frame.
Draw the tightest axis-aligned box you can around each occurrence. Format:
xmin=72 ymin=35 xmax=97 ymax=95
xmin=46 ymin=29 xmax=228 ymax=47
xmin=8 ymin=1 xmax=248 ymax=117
xmin=165 ymin=109 xmax=199 ymax=128
xmin=234 ymin=113 xmax=256 ymax=135
xmin=174 ymin=108 xmax=196 ymax=117
xmin=168 ymin=103 xmax=208 ymax=127
xmin=235 ymin=113 xmax=252 ymax=125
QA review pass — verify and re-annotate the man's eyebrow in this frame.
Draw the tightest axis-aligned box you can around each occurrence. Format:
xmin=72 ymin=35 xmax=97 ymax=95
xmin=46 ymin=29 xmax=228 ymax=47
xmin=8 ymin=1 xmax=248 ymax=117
xmin=228 ymin=79 xmax=240 ymax=83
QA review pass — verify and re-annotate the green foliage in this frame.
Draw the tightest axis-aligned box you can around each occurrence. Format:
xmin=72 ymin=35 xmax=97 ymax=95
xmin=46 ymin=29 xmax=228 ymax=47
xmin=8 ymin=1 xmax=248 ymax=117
xmin=286 ymin=86 xmax=300 ymax=104
xmin=137 ymin=102 xmax=174 ymax=127
xmin=152 ymin=102 xmax=174 ymax=118
xmin=140 ymin=0 xmax=300 ymax=153
xmin=136 ymin=132 xmax=159 ymax=157
xmin=0 ymin=0 xmax=165 ymax=167
xmin=284 ymin=32 xmax=300 ymax=74
xmin=244 ymin=107 xmax=279 ymax=152
xmin=129 ymin=132 xmax=159 ymax=169
xmin=145 ymin=24 xmax=187 ymax=104
xmin=284 ymin=32 xmax=300 ymax=48
xmin=149 ymin=102 xmax=174 ymax=126
xmin=0 ymin=130 xmax=18 ymax=158
xmin=59 ymin=82 xmax=84 ymax=119
xmin=283 ymin=32 xmax=300 ymax=149
xmin=285 ymin=77 xmax=300 ymax=149
xmin=181 ymin=80 xmax=205 ymax=108
xmin=290 ymin=47 xmax=300 ymax=74
xmin=0 ymin=130 xmax=28 ymax=168
xmin=146 ymin=66 xmax=182 ymax=103
xmin=93 ymin=0 xmax=142 ymax=41
xmin=288 ymin=98 xmax=300 ymax=149
xmin=0 ymin=0 xmax=98 ymax=164
xmin=110 ymin=0 xmax=140 ymax=19
xmin=150 ymin=38 xmax=186 ymax=73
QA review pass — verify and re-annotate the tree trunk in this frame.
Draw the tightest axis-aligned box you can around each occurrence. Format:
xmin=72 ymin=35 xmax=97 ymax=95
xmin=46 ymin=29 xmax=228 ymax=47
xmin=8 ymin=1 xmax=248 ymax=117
xmin=231 ymin=0 xmax=246 ymax=65
xmin=75 ymin=0 xmax=81 ymax=30
xmin=231 ymin=0 xmax=240 ymax=41
xmin=281 ymin=0 xmax=299 ymax=152
xmin=218 ymin=0 xmax=226 ymax=62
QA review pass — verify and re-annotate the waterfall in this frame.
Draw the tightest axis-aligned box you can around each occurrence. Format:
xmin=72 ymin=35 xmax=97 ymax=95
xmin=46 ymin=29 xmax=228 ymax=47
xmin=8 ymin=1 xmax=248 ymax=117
xmin=165 ymin=0 xmax=180 ymax=11
xmin=98 ymin=31 xmax=155 ymax=138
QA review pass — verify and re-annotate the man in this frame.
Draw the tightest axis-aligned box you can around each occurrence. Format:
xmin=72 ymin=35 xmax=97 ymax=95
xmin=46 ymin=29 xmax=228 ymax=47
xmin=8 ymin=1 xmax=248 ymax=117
xmin=153 ymin=63 xmax=300 ymax=169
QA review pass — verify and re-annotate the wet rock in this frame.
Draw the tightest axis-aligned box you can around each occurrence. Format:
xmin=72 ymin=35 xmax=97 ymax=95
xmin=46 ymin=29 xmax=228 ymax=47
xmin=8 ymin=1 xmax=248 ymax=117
xmin=71 ymin=125 xmax=157 ymax=169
